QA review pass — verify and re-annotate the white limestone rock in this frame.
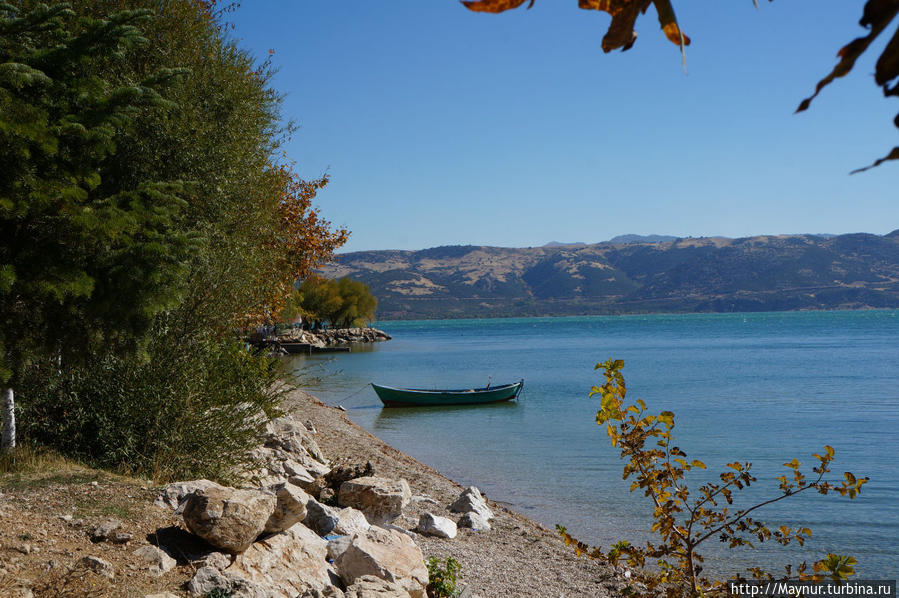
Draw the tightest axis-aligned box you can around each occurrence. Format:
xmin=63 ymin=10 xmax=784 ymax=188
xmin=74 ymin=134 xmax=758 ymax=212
xmin=132 ymin=545 xmax=177 ymax=577
xmin=448 ymin=486 xmax=494 ymax=521
xmin=338 ymin=477 xmax=411 ymax=525
xmin=457 ymin=511 xmax=491 ymax=531
xmin=155 ymin=479 xmax=226 ymax=511
xmin=304 ymin=498 xmax=340 ymax=536
xmin=333 ymin=507 xmax=371 ymax=537
xmin=264 ymin=482 xmax=310 ymax=534
xmin=334 ymin=526 xmax=427 ymax=598
xmin=181 ymin=486 xmax=276 ymax=554
xmin=415 ymin=512 xmax=457 ymax=539
xmin=229 ymin=523 xmax=337 ymax=597
xmin=344 ymin=574 xmax=412 ymax=598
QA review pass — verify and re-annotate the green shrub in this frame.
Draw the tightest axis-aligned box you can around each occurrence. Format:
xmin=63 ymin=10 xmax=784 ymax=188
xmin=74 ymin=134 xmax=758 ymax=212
xmin=16 ymin=328 xmax=283 ymax=483
xmin=426 ymin=556 xmax=462 ymax=598
xmin=558 ymin=359 xmax=868 ymax=597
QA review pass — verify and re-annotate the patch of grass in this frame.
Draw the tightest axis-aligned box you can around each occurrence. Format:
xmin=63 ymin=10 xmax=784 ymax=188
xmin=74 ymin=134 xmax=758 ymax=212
xmin=0 ymin=444 xmax=85 ymax=476
xmin=0 ymin=446 xmax=104 ymax=491
xmin=74 ymin=495 xmax=135 ymax=519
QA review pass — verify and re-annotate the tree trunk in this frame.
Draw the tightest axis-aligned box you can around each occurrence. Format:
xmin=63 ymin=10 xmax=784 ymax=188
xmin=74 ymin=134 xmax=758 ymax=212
xmin=1 ymin=386 xmax=14 ymax=451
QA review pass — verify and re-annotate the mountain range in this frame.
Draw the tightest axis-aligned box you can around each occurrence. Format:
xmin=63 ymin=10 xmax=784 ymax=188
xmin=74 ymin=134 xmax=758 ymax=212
xmin=321 ymin=232 xmax=899 ymax=320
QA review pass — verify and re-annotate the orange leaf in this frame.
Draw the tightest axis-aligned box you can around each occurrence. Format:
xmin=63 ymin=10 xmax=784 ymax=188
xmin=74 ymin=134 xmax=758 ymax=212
xmin=653 ymin=0 xmax=690 ymax=47
xmin=578 ymin=0 xmax=653 ymax=53
xmin=461 ymin=0 xmax=534 ymax=13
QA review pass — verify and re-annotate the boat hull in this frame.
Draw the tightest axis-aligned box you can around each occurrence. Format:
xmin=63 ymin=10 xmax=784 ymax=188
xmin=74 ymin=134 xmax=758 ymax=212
xmin=372 ymin=381 xmax=523 ymax=407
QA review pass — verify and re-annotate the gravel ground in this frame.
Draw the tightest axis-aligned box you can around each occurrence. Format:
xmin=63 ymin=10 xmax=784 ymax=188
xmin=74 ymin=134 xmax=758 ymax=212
xmin=285 ymin=388 xmax=628 ymax=598
xmin=0 ymin=387 xmax=630 ymax=598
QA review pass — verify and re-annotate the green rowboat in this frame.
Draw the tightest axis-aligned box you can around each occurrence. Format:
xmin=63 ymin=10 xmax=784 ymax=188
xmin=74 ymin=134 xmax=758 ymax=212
xmin=372 ymin=380 xmax=523 ymax=407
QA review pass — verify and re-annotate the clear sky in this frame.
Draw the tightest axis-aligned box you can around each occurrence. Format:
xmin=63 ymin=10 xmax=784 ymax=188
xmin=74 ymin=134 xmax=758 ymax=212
xmin=229 ymin=1 xmax=897 ymax=253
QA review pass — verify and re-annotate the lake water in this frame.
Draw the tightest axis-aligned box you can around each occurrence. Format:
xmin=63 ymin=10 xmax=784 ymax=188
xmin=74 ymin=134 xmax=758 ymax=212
xmin=286 ymin=310 xmax=899 ymax=579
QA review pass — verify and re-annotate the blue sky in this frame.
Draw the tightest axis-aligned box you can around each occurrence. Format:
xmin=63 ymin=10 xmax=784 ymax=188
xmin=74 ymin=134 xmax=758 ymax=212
xmin=231 ymin=2 xmax=897 ymax=253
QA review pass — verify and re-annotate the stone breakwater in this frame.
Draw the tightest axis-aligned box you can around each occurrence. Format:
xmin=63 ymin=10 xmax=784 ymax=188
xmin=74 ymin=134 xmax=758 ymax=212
xmin=276 ymin=327 xmax=392 ymax=347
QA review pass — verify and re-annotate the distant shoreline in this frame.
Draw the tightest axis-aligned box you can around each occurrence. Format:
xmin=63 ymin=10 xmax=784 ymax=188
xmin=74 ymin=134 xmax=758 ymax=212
xmin=372 ymin=305 xmax=898 ymax=324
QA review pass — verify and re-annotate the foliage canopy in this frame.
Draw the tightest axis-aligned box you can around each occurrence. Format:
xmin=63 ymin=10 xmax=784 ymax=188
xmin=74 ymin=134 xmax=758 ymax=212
xmin=1 ymin=0 xmax=346 ymax=471
xmin=287 ymin=275 xmax=378 ymax=329
xmin=0 ymin=3 xmax=192 ymax=380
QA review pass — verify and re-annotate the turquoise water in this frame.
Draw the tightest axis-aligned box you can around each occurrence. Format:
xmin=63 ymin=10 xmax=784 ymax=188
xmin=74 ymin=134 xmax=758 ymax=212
xmin=287 ymin=310 xmax=899 ymax=579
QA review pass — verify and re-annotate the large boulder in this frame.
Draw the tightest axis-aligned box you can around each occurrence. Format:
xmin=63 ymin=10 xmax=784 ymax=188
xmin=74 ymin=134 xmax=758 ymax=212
xmin=229 ymin=523 xmax=338 ymax=597
xmin=265 ymin=416 xmax=327 ymax=464
xmin=333 ymin=507 xmax=371 ymax=537
xmin=181 ymin=487 xmax=276 ymax=554
xmin=344 ymin=575 xmax=411 ymax=598
xmin=303 ymin=499 xmax=339 ymax=536
xmin=186 ymin=566 xmax=233 ymax=596
xmin=338 ymin=477 xmax=411 ymax=525
xmin=415 ymin=513 xmax=457 ymax=539
xmin=457 ymin=511 xmax=491 ymax=531
xmin=155 ymin=479 xmax=226 ymax=511
xmin=264 ymin=482 xmax=310 ymax=534
xmin=448 ymin=486 xmax=493 ymax=521
xmin=334 ymin=526 xmax=428 ymax=598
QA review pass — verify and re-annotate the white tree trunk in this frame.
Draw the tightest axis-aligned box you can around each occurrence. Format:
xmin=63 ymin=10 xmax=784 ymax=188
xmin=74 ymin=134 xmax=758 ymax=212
xmin=1 ymin=386 xmax=14 ymax=451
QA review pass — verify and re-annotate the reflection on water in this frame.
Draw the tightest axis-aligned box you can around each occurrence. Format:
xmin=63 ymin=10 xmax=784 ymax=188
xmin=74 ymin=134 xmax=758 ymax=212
xmin=373 ymin=401 xmax=520 ymax=431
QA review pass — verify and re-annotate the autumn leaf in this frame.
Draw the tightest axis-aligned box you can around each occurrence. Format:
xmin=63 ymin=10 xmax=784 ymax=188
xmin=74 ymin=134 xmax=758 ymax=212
xmin=797 ymin=1 xmax=899 ymax=113
xmin=796 ymin=0 xmax=899 ymax=170
xmin=461 ymin=0 xmax=534 ymax=13
xmin=653 ymin=0 xmax=690 ymax=47
xmin=851 ymin=146 xmax=899 ymax=174
xmin=462 ymin=0 xmax=689 ymax=53
xmin=875 ymin=23 xmax=899 ymax=94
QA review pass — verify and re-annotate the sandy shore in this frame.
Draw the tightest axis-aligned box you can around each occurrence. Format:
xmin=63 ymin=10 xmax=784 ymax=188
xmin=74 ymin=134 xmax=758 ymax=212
xmin=284 ymin=387 xmax=625 ymax=597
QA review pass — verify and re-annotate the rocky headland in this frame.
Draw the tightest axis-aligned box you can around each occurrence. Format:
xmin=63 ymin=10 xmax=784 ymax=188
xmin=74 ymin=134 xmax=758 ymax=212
xmin=0 ymin=388 xmax=628 ymax=597
xmin=276 ymin=327 xmax=392 ymax=348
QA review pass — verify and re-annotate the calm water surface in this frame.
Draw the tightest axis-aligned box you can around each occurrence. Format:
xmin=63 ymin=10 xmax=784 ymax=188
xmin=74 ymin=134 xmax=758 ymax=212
xmin=288 ymin=311 xmax=899 ymax=578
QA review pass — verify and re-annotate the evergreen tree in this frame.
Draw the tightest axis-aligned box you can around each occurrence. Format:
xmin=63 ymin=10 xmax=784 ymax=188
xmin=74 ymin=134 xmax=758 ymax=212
xmin=0 ymin=3 xmax=191 ymax=449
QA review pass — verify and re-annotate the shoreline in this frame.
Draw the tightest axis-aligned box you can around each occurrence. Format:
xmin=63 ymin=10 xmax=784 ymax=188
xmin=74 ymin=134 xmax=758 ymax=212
xmin=283 ymin=386 xmax=625 ymax=597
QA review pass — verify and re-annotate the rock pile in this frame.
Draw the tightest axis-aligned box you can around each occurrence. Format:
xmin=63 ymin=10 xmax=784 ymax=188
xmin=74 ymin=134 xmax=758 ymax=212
xmin=277 ymin=327 xmax=392 ymax=347
xmin=144 ymin=413 xmax=491 ymax=597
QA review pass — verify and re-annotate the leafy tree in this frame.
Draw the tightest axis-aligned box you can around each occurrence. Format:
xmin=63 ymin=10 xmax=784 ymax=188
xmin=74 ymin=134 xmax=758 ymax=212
xmin=289 ymin=276 xmax=378 ymax=329
xmin=557 ymin=359 xmax=868 ymax=597
xmin=332 ymin=277 xmax=378 ymax=328
xmin=291 ymin=275 xmax=343 ymax=330
xmin=3 ymin=0 xmax=347 ymax=479
xmin=0 ymin=3 xmax=192 ymax=449
xmin=243 ymin=168 xmax=348 ymax=326
xmin=462 ymin=0 xmax=899 ymax=171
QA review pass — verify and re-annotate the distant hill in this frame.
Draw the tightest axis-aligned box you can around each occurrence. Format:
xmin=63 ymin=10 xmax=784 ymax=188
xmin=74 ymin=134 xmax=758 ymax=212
xmin=543 ymin=241 xmax=587 ymax=247
xmin=606 ymin=234 xmax=679 ymax=244
xmin=321 ymin=233 xmax=899 ymax=319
